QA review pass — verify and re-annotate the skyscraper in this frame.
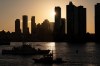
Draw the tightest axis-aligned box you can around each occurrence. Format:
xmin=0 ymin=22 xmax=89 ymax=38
xmin=54 ymin=6 xmax=61 ymax=34
xmin=95 ymin=3 xmax=100 ymax=41
xmin=15 ymin=19 xmax=21 ymax=33
xmin=61 ymin=18 xmax=65 ymax=35
xmin=67 ymin=2 xmax=86 ymax=38
xmin=31 ymin=16 xmax=36 ymax=34
xmin=78 ymin=6 xmax=86 ymax=37
xmin=22 ymin=15 xmax=29 ymax=34
xmin=67 ymin=2 xmax=77 ymax=37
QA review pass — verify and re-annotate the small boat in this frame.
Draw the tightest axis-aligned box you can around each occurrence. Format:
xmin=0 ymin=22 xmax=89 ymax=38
xmin=2 ymin=42 xmax=50 ymax=55
xmin=33 ymin=51 xmax=67 ymax=64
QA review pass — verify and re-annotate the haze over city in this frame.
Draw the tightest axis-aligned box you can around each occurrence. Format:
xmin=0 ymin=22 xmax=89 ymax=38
xmin=0 ymin=0 xmax=100 ymax=33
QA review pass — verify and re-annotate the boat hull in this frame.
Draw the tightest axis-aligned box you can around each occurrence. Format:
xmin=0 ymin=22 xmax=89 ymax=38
xmin=2 ymin=50 xmax=50 ymax=55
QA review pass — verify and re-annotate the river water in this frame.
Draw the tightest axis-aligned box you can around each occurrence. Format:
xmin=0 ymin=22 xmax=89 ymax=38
xmin=0 ymin=42 xmax=100 ymax=66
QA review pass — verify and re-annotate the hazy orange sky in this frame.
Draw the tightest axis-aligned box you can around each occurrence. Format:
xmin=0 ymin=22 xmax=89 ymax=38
xmin=0 ymin=0 xmax=100 ymax=33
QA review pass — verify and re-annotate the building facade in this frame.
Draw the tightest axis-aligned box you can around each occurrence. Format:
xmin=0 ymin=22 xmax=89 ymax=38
xmin=95 ymin=3 xmax=100 ymax=41
xmin=31 ymin=16 xmax=36 ymax=35
xmin=15 ymin=19 xmax=21 ymax=33
xmin=67 ymin=2 xmax=86 ymax=38
xmin=54 ymin=6 xmax=61 ymax=35
xmin=22 ymin=15 xmax=29 ymax=34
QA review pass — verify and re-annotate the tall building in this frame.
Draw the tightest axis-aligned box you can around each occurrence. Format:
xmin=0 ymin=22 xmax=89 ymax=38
xmin=95 ymin=3 xmax=100 ymax=41
xmin=78 ymin=6 xmax=86 ymax=37
xmin=61 ymin=18 xmax=65 ymax=34
xmin=67 ymin=2 xmax=86 ymax=38
xmin=42 ymin=19 xmax=50 ymax=31
xmin=22 ymin=15 xmax=29 ymax=34
xmin=15 ymin=19 xmax=21 ymax=33
xmin=54 ymin=6 xmax=61 ymax=34
xmin=40 ymin=19 xmax=51 ymax=35
xmin=67 ymin=2 xmax=77 ymax=37
xmin=31 ymin=16 xmax=36 ymax=34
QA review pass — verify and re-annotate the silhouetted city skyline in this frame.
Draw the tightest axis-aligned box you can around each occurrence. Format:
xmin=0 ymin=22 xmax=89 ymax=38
xmin=1 ymin=1 xmax=100 ymax=66
xmin=1 ymin=1 xmax=100 ymax=42
xmin=1 ymin=0 xmax=100 ymax=33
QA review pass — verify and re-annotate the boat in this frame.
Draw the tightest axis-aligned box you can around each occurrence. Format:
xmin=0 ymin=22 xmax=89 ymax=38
xmin=33 ymin=51 xmax=67 ymax=64
xmin=2 ymin=43 xmax=50 ymax=55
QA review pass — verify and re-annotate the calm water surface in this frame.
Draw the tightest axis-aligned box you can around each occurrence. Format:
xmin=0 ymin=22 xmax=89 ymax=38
xmin=0 ymin=42 xmax=100 ymax=66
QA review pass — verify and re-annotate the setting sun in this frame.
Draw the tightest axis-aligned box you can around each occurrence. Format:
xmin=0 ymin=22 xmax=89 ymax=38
xmin=50 ymin=10 xmax=56 ymax=18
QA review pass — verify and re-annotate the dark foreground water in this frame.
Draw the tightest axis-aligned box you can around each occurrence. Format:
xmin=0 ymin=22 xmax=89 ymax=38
xmin=0 ymin=42 xmax=100 ymax=66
